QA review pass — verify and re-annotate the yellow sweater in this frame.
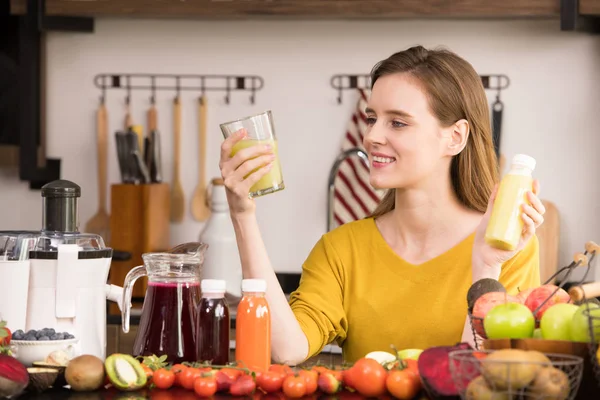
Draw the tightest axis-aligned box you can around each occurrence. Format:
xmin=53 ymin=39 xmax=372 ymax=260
xmin=289 ymin=218 xmax=540 ymax=362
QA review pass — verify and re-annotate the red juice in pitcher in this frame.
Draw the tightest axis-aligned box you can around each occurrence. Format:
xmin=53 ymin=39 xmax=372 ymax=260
xmin=132 ymin=281 xmax=201 ymax=364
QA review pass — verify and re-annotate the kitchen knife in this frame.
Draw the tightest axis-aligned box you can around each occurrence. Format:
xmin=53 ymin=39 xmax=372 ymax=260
xmin=131 ymin=150 xmax=151 ymax=184
xmin=115 ymin=132 xmax=129 ymax=183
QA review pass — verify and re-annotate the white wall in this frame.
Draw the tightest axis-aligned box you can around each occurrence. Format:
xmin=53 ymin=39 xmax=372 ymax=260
xmin=1 ymin=18 xmax=599 ymax=281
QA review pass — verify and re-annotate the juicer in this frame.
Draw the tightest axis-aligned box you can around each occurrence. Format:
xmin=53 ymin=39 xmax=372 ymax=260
xmin=0 ymin=180 xmax=123 ymax=361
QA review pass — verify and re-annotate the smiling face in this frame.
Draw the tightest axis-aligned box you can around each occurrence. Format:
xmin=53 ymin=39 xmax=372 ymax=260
xmin=363 ymin=73 xmax=458 ymax=191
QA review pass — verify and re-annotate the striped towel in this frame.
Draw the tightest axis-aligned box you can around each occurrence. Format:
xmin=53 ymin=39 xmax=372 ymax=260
xmin=332 ymin=89 xmax=386 ymax=229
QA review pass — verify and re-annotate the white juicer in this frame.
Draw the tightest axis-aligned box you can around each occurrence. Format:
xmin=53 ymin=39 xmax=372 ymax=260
xmin=0 ymin=180 xmax=123 ymax=361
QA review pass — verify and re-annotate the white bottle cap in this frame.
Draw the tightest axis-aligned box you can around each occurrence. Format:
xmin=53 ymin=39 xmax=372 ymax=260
xmin=511 ymin=154 xmax=536 ymax=171
xmin=201 ymin=279 xmax=226 ymax=293
xmin=242 ymin=279 xmax=267 ymax=293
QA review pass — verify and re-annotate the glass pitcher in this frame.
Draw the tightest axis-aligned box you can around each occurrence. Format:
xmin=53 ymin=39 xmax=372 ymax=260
xmin=121 ymin=242 xmax=208 ymax=364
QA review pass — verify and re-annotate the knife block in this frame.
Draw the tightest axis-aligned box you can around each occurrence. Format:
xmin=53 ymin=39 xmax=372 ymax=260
xmin=107 ymin=183 xmax=170 ymax=316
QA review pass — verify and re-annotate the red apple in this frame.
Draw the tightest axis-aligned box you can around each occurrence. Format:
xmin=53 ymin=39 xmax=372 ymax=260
xmin=472 ymin=291 xmax=520 ymax=337
xmin=524 ymin=285 xmax=570 ymax=321
xmin=516 ymin=288 xmax=535 ymax=304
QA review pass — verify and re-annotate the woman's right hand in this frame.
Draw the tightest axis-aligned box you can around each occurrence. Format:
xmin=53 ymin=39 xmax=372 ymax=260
xmin=219 ymin=128 xmax=275 ymax=216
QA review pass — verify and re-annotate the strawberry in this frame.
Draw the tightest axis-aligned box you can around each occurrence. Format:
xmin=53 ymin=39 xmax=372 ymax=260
xmin=0 ymin=321 xmax=11 ymax=347
xmin=229 ymin=374 xmax=256 ymax=396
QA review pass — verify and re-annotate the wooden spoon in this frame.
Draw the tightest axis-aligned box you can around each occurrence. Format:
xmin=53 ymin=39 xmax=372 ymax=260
xmin=191 ymin=95 xmax=211 ymax=221
xmin=85 ymin=100 xmax=111 ymax=244
xmin=170 ymin=95 xmax=185 ymax=223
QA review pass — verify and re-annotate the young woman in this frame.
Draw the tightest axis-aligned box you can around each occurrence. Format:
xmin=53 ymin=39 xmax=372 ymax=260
xmin=218 ymin=46 xmax=545 ymax=365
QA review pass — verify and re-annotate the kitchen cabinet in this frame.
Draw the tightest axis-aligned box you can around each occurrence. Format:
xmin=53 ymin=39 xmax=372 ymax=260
xmin=9 ymin=0 xmax=600 ymax=19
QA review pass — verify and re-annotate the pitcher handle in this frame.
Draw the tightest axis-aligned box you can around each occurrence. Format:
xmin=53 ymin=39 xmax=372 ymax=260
xmin=121 ymin=265 xmax=147 ymax=334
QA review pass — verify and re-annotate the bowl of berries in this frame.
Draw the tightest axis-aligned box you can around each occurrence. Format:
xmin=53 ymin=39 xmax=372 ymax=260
xmin=9 ymin=328 xmax=78 ymax=367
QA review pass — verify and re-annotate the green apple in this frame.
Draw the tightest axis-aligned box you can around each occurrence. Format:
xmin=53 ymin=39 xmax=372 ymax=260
xmin=484 ymin=302 xmax=535 ymax=339
xmin=396 ymin=348 xmax=423 ymax=361
xmin=570 ymin=302 xmax=600 ymax=342
xmin=540 ymin=303 xmax=579 ymax=341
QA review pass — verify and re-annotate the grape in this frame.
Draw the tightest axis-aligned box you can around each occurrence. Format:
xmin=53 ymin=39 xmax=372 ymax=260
xmin=12 ymin=330 xmax=24 ymax=340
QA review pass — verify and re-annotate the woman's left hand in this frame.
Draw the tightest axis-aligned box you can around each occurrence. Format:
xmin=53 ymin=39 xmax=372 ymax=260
xmin=472 ymin=179 xmax=546 ymax=282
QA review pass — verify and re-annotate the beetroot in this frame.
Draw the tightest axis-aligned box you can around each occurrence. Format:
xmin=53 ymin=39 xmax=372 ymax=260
xmin=0 ymin=354 xmax=29 ymax=398
xmin=417 ymin=342 xmax=473 ymax=399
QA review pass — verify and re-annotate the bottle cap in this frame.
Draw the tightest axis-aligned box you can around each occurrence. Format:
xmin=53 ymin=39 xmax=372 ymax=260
xmin=511 ymin=154 xmax=536 ymax=171
xmin=201 ymin=279 xmax=226 ymax=293
xmin=242 ymin=279 xmax=267 ymax=293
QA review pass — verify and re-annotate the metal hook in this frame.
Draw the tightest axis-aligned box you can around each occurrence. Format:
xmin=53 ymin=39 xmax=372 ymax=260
xmin=100 ymin=76 xmax=106 ymax=104
xmin=337 ymin=76 xmax=342 ymax=104
xmin=225 ymin=77 xmax=230 ymax=105
xmin=175 ymin=77 xmax=180 ymax=99
xmin=125 ymin=75 xmax=131 ymax=106
xmin=150 ymin=76 xmax=156 ymax=104
xmin=250 ymin=77 xmax=256 ymax=105
xmin=200 ymin=76 xmax=206 ymax=99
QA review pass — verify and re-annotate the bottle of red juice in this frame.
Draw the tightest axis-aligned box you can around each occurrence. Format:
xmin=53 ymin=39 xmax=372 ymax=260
xmin=196 ymin=279 xmax=230 ymax=365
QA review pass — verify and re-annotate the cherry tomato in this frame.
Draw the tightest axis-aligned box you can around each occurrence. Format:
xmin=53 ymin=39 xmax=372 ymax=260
xmin=171 ymin=364 xmax=188 ymax=387
xmin=349 ymin=358 xmax=387 ymax=397
xmin=229 ymin=374 xmax=256 ymax=396
xmin=215 ymin=368 xmax=242 ymax=392
xmin=180 ymin=367 xmax=203 ymax=390
xmin=194 ymin=375 xmax=217 ymax=397
xmin=153 ymin=368 xmax=175 ymax=390
xmin=141 ymin=364 xmax=154 ymax=383
xmin=342 ymin=366 xmax=358 ymax=390
xmin=282 ymin=375 xmax=306 ymax=398
xmin=386 ymin=369 xmax=421 ymax=400
xmin=256 ymin=370 xmax=286 ymax=393
xmin=269 ymin=364 xmax=293 ymax=376
xmin=298 ymin=370 xmax=318 ymax=395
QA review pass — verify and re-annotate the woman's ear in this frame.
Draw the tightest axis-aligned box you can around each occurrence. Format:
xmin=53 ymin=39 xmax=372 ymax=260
xmin=446 ymin=119 xmax=470 ymax=156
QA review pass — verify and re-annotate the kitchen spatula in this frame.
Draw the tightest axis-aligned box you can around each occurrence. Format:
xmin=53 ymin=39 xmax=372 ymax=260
xmin=85 ymin=100 xmax=111 ymax=244
xmin=191 ymin=95 xmax=211 ymax=221
xmin=170 ymin=95 xmax=185 ymax=223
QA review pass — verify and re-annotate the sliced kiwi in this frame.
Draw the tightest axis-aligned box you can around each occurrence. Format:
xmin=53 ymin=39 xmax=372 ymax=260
xmin=467 ymin=278 xmax=506 ymax=312
xmin=104 ymin=354 xmax=147 ymax=391
xmin=27 ymin=368 xmax=59 ymax=393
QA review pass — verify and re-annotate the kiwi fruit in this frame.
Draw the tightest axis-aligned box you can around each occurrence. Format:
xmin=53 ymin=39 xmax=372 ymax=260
xmin=26 ymin=368 xmax=59 ymax=392
xmin=466 ymin=376 xmax=510 ymax=400
xmin=65 ymin=355 xmax=105 ymax=392
xmin=104 ymin=354 xmax=147 ymax=391
xmin=528 ymin=367 xmax=570 ymax=400
xmin=481 ymin=349 xmax=540 ymax=390
xmin=467 ymin=279 xmax=506 ymax=312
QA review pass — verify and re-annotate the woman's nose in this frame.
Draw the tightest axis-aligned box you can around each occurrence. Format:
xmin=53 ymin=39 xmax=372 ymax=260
xmin=364 ymin=123 xmax=386 ymax=146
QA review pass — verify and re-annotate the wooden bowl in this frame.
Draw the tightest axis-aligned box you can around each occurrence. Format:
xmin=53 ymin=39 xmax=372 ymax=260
xmin=483 ymin=338 xmax=596 ymax=400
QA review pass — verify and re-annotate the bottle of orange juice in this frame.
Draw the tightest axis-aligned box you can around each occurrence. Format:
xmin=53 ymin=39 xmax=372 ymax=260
xmin=485 ymin=154 xmax=536 ymax=251
xmin=235 ymin=279 xmax=271 ymax=371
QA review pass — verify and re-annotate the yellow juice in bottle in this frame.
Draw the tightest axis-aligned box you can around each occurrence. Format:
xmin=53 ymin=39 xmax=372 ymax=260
xmin=230 ymin=138 xmax=284 ymax=196
xmin=485 ymin=154 xmax=536 ymax=251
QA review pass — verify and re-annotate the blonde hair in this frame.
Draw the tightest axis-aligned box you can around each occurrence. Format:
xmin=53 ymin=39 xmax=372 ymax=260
xmin=369 ymin=46 xmax=499 ymax=217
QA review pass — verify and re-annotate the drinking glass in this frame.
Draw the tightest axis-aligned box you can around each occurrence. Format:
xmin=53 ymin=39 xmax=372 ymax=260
xmin=220 ymin=110 xmax=285 ymax=198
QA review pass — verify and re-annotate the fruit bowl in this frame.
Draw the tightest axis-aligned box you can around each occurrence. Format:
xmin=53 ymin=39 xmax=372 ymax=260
xmin=448 ymin=349 xmax=584 ymax=400
xmin=10 ymin=338 xmax=78 ymax=367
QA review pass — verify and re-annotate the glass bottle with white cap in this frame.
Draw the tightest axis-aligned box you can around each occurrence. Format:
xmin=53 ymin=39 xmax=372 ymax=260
xmin=196 ymin=279 xmax=230 ymax=365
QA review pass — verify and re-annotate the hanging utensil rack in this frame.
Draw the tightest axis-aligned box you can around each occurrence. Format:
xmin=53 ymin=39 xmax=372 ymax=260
xmin=330 ymin=73 xmax=509 ymax=104
xmin=93 ymin=73 xmax=265 ymax=104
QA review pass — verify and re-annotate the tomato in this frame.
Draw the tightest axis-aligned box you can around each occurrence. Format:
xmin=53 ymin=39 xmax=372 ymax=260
xmin=282 ymin=375 xmax=306 ymax=398
xmin=153 ymin=368 xmax=175 ymax=390
xmin=386 ymin=369 xmax=421 ymax=400
xmin=342 ymin=366 xmax=358 ymax=390
xmin=171 ymin=364 xmax=188 ymax=387
xmin=349 ymin=358 xmax=387 ymax=397
xmin=0 ymin=327 xmax=11 ymax=346
xmin=180 ymin=367 xmax=203 ymax=390
xmin=194 ymin=375 xmax=218 ymax=397
xmin=269 ymin=364 xmax=293 ymax=375
xmin=229 ymin=374 xmax=256 ymax=396
xmin=256 ymin=370 xmax=285 ymax=393
xmin=298 ymin=370 xmax=318 ymax=395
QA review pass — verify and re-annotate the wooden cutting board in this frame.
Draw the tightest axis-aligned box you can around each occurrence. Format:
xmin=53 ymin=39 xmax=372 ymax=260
xmin=536 ymin=199 xmax=560 ymax=284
